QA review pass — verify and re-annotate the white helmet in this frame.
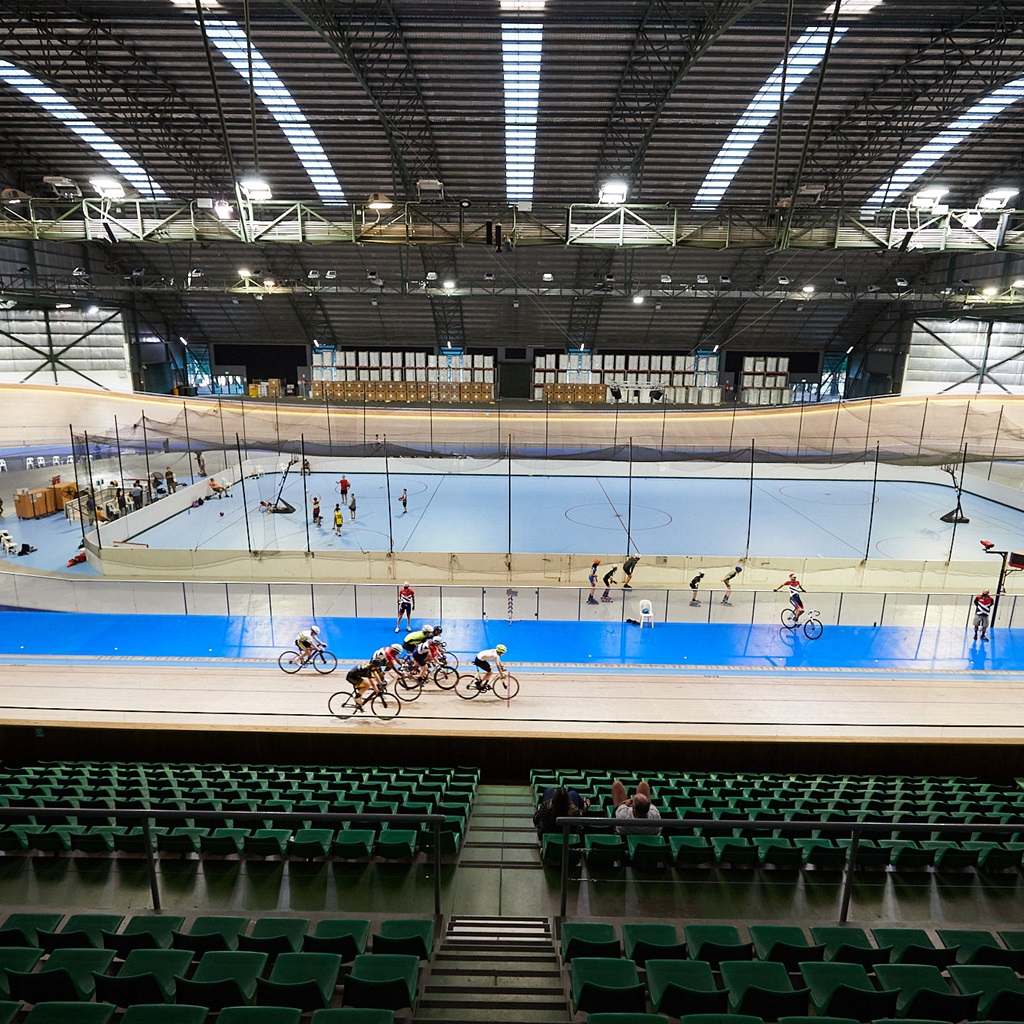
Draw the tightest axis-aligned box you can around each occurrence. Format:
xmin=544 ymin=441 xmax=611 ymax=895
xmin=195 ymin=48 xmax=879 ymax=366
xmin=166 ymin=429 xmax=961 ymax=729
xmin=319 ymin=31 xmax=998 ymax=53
xmin=390 ymin=644 xmax=402 ymax=654
xmin=422 ymin=624 xmax=434 ymax=633
xmin=310 ymin=625 xmax=320 ymax=635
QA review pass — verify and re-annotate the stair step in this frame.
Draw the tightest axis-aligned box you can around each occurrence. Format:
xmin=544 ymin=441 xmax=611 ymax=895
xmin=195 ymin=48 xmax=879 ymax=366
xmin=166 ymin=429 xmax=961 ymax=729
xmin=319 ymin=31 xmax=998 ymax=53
xmin=425 ymin=983 xmax=563 ymax=995
xmin=418 ymin=996 xmax=568 ymax=1010
xmin=413 ymin=1013 xmax=569 ymax=1023
xmin=430 ymin=967 xmax=561 ymax=979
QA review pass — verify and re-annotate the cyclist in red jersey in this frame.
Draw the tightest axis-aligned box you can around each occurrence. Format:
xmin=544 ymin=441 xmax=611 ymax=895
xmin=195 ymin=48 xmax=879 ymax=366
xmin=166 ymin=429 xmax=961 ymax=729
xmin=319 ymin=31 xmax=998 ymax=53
xmin=774 ymin=573 xmax=806 ymax=621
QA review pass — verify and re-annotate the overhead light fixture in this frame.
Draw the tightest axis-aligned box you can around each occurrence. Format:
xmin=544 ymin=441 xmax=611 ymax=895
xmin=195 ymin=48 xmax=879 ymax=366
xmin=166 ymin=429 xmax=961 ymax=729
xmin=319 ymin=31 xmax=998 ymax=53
xmin=179 ymin=336 xmax=188 ymax=347
xmin=632 ymin=294 xmax=644 ymax=304
xmin=958 ymin=278 xmax=972 ymax=287
xmin=324 ymin=270 xmax=336 ymax=280
xmin=846 ymin=345 xmax=854 ymax=354
xmin=484 ymin=272 xmax=495 ymax=281
xmin=238 ymin=267 xmax=252 ymax=278
xmin=660 ymin=274 xmax=672 ymax=284
xmin=982 ymin=286 xmax=998 ymax=296
xmin=86 ymin=305 xmax=99 ymax=314
xmin=500 ymin=0 xmax=546 ymax=9
xmin=416 ymin=178 xmax=445 ymax=200
xmin=895 ymin=277 xmax=909 ymax=288
xmin=598 ymin=178 xmax=629 ymax=205
xmin=312 ymin=338 xmax=320 ymax=348
xmin=1 ymin=187 xmax=31 ymax=203
xmin=650 ymin=388 xmax=663 ymax=402
xmin=960 ymin=210 xmax=983 ymax=228
xmin=443 ymin=279 xmax=455 ymax=290
xmin=542 ymin=272 xmax=554 ymax=282
xmin=833 ymin=276 xmax=847 ymax=286
xmin=910 ymin=185 xmax=948 ymax=211
xmin=802 ymin=283 xmax=816 ymax=293
xmin=512 ymin=299 xmax=520 ymax=308
xmin=977 ymin=187 xmax=1019 ymax=210
xmin=55 ymin=302 xmax=72 ymax=309
xmin=213 ymin=199 xmax=233 ymax=220
xmin=712 ymin=344 xmax=720 ymax=353
xmin=425 ymin=271 xmax=438 ymax=281
xmin=307 ymin=270 xmax=320 ymax=280
xmin=719 ymin=275 xmax=731 ymax=285
xmin=696 ymin=274 xmax=709 ymax=285
xmin=43 ymin=175 xmax=81 ymax=199
xmin=370 ymin=298 xmax=379 ymax=306
xmin=367 ymin=192 xmax=393 ymax=210
xmin=1013 ymin=279 xmax=1024 ymax=289
xmin=777 ymin=276 xmax=791 ymax=286
xmin=605 ymin=273 xmax=615 ymax=283
xmin=72 ymin=267 xmax=88 ymax=278
xmin=90 ymin=176 xmax=125 ymax=199
xmin=262 ymin=277 xmax=276 ymax=288
xmin=239 ymin=177 xmax=272 ymax=201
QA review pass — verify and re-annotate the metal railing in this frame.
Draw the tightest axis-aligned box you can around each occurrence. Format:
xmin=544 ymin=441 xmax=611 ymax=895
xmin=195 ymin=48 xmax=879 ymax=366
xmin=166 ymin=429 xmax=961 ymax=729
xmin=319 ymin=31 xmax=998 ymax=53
xmin=0 ymin=806 xmax=446 ymax=915
xmin=554 ymin=815 xmax=1022 ymax=923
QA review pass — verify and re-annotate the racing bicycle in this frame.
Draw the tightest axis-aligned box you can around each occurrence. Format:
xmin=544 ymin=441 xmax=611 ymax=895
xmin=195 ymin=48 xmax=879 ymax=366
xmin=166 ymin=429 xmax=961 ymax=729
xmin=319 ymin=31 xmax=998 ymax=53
xmin=781 ymin=606 xmax=824 ymax=640
xmin=279 ymin=647 xmax=338 ymax=674
xmin=328 ymin=679 xmax=401 ymax=721
xmin=455 ymin=671 xmax=521 ymax=701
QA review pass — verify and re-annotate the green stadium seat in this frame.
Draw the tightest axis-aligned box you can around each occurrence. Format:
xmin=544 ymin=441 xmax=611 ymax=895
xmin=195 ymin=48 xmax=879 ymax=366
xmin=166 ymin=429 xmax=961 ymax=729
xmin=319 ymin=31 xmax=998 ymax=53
xmin=571 ymin=957 xmax=645 ymax=1015
xmin=685 ymin=925 xmax=753 ymax=967
xmin=120 ymin=1005 xmax=209 ymax=1024
xmin=372 ymin=920 xmax=434 ymax=960
xmin=302 ymin=920 xmax=370 ymax=962
xmin=646 ymin=960 xmax=728 ymax=1017
xmin=561 ymin=923 xmax=621 ymax=962
xmin=243 ymin=830 xmax=292 ymax=857
xmin=585 ymin=835 xmax=628 ymax=869
xmin=870 ymin=929 xmax=957 ymax=969
xmin=256 ymin=951 xmax=343 ymax=1011
xmin=810 ymin=927 xmax=892 ymax=967
xmin=374 ymin=830 xmax=418 ymax=860
xmin=754 ymin=838 xmax=805 ymax=868
xmin=799 ymin=961 xmax=899 ymax=1021
xmin=679 ymin=1014 xmax=760 ymax=1024
xmin=102 ymin=915 xmax=185 ymax=957
xmin=779 ymin=1017 xmax=858 ymax=1024
xmin=341 ymin=953 xmax=419 ymax=1012
xmin=6 ymin=948 xmax=116 ymax=1003
xmin=200 ymin=828 xmax=249 ymax=856
xmin=621 ymin=924 xmax=686 ymax=966
xmin=286 ymin=829 xmax=333 ymax=859
xmin=669 ymin=834 xmax=714 ymax=866
xmin=157 ymin=829 xmax=208 ymax=856
xmin=113 ymin=828 xmax=163 ymax=855
xmin=33 ymin=827 xmax=87 ymax=853
xmin=879 ymin=841 xmax=935 ymax=870
xmin=93 ymin=948 xmax=194 ymax=1006
xmin=749 ymin=926 xmax=826 ymax=971
xmin=38 ymin=915 xmax=125 ymax=951
xmin=874 ymin=963 xmax=980 ymax=1022
xmin=70 ymin=826 xmax=127 ymax=855
xmin=310 ymin=1009 xmax=394 ymax=1024
xmin=0 ymin=913 xmax=63 ymax=946
xmin=175 ymin=950 xmax=268 ymax=1010
xmin=331 ymin=831 xmax=375 ymax=860
xmin=0 ymin=1001 xmax=17 ymax=1024
xmin=0 ymin=947 xmax=44 ymax=999
xmin=172 ymin=917 xmax=250 ymax=956
xmin=711 ymin=837 xmax=760 ymax=867
xmin=239 ymin=919 xmax=310 ymax=957
xmin=937 ymin=929 xmax=1024 ymax=969
xmin=21 ymin=1004 xmax=116 ymax=1024
xmin=627 ymin=835 xmax=672 ymax=869
xmin=720 ymin=960 xmax=810 ymax=1018
xmin=219 ymin=1009 xmax=303 ymax=1024
xmin=949 ymin=964 xmax=1024 ymax=1020
xmin=920 ymin=841 xmax=981 ymax=871
xmin=961 ymin=842 xmax=1023 ymax=871
xmin=587 ymin=1016 xmax=670 ymax=1024
xmin=794 ymin=839 xmax=847 ymax=869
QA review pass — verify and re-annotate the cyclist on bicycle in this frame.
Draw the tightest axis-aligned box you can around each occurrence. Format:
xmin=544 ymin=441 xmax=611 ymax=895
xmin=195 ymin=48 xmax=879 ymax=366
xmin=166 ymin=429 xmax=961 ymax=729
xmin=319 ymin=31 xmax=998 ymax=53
xmin=346 ymin=661 xmax=383 ymax=708
xmin=296 ymin=625 xmax=325 ymax=665
xmin=411 ymin=635 xmax=443 ymax=681
xmin=402 ymin=623 xmax=434 ymax=653
xmin=473 ymin=644 xmax=507 ymax=688
xmin=372 ymin=643 xmax=405 ymax=676
xmin=774 ymin=573 xmax=806 ymax=622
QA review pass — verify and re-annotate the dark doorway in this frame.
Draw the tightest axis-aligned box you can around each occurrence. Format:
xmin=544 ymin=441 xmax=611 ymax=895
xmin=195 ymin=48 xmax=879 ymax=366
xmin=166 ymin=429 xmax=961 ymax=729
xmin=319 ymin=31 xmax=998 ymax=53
xmin=499 ymin=362 xmax=531 ymax=398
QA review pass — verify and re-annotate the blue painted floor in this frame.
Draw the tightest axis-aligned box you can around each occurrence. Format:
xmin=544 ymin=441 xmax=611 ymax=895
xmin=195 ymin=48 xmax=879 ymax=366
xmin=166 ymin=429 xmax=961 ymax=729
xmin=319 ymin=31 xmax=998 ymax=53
xmin=0 ymin=610 xmax=1019 ymax=672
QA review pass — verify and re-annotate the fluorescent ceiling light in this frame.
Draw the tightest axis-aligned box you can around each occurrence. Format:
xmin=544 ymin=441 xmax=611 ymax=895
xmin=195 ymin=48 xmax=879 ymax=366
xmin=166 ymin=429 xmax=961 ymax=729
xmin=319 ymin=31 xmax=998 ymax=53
xmin=500 ymin=0 xmax=545 ymax=9
xmin=862 ymin=75 xmax=1024 ymax=210
xmin=692 ymin=25 xmax=849 ymax=208
xmin=822 ymin=0 xmax=882 ymax=13
xmin=802 ymin=283 xmax=816 ymax=293
xmin=502 ymin=23 xmax=544 ymax=202
xmin=239 ymin=177 xmax=272 ymax=201
xmin=599 ymin=179 xmax=628 ymax=204
xmin=0 ymin=60 xmax=166 ymax=198
xmin=201 ymin=20 xmax=346 ymax=203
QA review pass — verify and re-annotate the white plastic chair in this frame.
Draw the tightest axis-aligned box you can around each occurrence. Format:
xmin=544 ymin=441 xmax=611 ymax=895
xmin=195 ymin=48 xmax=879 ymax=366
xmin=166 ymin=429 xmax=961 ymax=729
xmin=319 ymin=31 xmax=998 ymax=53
xmin=65 ymin=455 xmax=74 ymax=465
xmin=639 ymin=599 xmax=654 ymax=628
xmin=1 ymin=535 xmax=17 ymax=556
xmin=25 ymin=457 xmax=34 ymax=470
xmin=52 ymin=455 xmax=61 ymax=466
xmin=0 ymin=459 xmax=6 ymax=472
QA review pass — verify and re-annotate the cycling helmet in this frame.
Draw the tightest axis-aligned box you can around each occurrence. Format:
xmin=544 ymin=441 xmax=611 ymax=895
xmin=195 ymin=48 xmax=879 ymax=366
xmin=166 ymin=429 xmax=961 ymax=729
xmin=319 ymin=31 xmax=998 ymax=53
xmin=496 ymin=644 xmax=507 ymax=654
xmin=788 ymin=573 xmax=797 ymax=580
xmin=310 ymin=625 xmax=321 ymax=635
xmin=432 ymin=626 xmax=443 ymax=636
xmin=735 ymin=566 xmax=743 ymax=572
xmin=390 ymin=643 xmax=403 ymax=654
xmin=422 ymin=624 xmax=434 ymax=633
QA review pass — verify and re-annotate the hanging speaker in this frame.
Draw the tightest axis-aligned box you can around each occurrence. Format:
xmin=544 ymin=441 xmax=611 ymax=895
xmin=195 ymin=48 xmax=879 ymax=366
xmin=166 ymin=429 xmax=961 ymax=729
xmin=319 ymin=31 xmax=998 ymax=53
xmin=486 ymin=221 xmax=493 ymax=246
xmin=494 ymin=224 xmax=502 ymax=250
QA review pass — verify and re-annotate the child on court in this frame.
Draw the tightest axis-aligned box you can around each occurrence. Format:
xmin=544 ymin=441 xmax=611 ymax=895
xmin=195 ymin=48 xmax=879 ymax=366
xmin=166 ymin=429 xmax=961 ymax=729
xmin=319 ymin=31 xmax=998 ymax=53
xmin=601 ymin=565 xmax=617 ymax=603
xmin=721 ymin=565 xmax=742 ymax=604
xmin=333 ymin=503 xmax=343 ymax=535
xmin=689 ymin=571 xmax=705 ymax=606
xmin=348 ymin=492 xmax=357 ymax=520
xmin=311 ymin=493 xmax=322 ymax=527
xmin=398 ymin=488 xmax=408 ymax=514
xmin=338 ymin=475 xmax=350 ymax=500
xmin=587 ymin=559 xmax=600 ymax=605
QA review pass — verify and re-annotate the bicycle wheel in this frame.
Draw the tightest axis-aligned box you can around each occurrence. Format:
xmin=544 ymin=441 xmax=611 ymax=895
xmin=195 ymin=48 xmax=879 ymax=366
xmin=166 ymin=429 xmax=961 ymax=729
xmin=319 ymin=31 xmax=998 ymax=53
xmin=278 ymin=650 xmax=303 ymax=674
xmin=780 ymin=607 xmax=797 ymax=629
xmin=370 ymin=690 xmax=401 ymax=720
xmin=395 ymin=673 xmax=424 ymax=702
xmin=803 ymin=617 xmax=823 ymax=640
xmin=312 ymin=650 xmax=338 ymax=674
xmin=492 ymin=674 xmax=520 ymax=701
xmin=328 ymin=690 xmax=358 ymax=719
xmin=433 ymin=665 xmax=459 ymax=690
xmin=455 ymin=674 xmax=484 ymax=700
xmin=439 ymin=651 xmax=460 ymax=673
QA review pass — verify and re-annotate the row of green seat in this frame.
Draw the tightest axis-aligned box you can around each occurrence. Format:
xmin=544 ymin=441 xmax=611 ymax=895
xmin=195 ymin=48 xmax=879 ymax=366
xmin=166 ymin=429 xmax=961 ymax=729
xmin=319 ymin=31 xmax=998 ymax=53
xmin=0 ymin=913 xmax=433 ymax=963
xmin=559 ymin=921 xmax=1024 ymax=972
xmin=0 ymin=1005 xmax=394 ymax=1024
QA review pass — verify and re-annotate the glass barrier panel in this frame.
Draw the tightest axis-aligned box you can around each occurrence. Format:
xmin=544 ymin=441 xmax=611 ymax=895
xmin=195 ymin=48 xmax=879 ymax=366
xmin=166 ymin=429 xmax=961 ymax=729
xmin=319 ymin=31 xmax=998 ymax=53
xmin=439 ymin=586 xmax=484 ymax=624
xmin=483 ymin=586 xmax=517 ymax=622
xmin=835 ymin=591 xmax=885 ymax=627
xmin=667 ymin=587 xmax=716 ymax=623
xmin=268 ymin=583 xmax=314 ymax=618
xmin=225 ymin=583 xmax=270 ymax=617
xmin=125 ymin=580 xmax=187 ymax=616
xmin=183 ymin=582 xmax=229 ymax=616
xmin=1002 ymin=594 xmax=1020 ymax=629
xmin=878 ymin=592 xmax=930 ymax=627
xmin=537 ymin=586 xmax=584 ymax=621
xmin=311 ymin=583 xmax=356 ymax=619
xmin=924 ymin=593 xmax=971 ymax=629
xmin=354 ymin=582 xmax=406 ymax=621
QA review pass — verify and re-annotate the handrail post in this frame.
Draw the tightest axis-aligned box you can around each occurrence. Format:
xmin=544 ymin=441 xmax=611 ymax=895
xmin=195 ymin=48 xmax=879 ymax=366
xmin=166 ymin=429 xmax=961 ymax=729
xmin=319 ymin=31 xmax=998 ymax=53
xmin=839 ymin=829 xmax=860 ymax=923
xmin=559 ymin=821 xmax=570 ymax=920
xmin=433 ymin=820 xmax=442 ymax=917
xmin=141 ymin=814 xmax=162 ymax=910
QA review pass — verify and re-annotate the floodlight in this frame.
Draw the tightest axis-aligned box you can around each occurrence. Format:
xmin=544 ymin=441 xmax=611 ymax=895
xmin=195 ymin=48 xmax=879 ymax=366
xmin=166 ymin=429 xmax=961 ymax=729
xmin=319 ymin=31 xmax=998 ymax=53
xmin=213 ymin=199 xmax=233 ymax=219
xmin=72 ymin=267 xmax=88 ymax=278
xmin=367 ymin=192 xmax=394 ymax=210
xmin=598 ymin=178 xmax=628 ymax=204
xmin=778 ymin=276 xmax=791 ymax=286
xmin=911 ymin=185 xmax=948 ymax=210
xmin=833 ymin=276 xmax=847 ymax=286
xmin=416 ymin=178 xmax=444 ymax=200
xmin=238 ymin=267 xmax=252 ymax=278
xmin=86 ymin=305 xmax=99 ymax=314
xmin=370 ymin=298 xmax=379 ymax=306
xmin=542 ymin=272 xmax=554 ymax=282
xmin=239 ymin=177 xmax=272 ymax=201
xmin=262 ymin=277 xmax=276 ymax=288
xmin=802 ymin=283 xmax=815 ymax=293
xmin=719 ymin=275 xmax=731 ymax=285
xmin=867 ymin=284 xmax=881 ymax=292
xmin=632 ymin=294 xmax=644 ymax=304
xmin=55 ymin=302 xmax=72 ymax=309
xmin=958 ymin=278 xmax=972 ymax=287
xmin=982 ymin=286 xmax=998 ymax=296
xmin=324 ymin=270 xmax=336 ymax=280
xmin=512 ymin=299 xmax=520 ymax=308
xmin=660 ymin=274 xmax=672 ymax=284
xmin=90 ymin=176 xmax=125 ymax=199
xmin=443 ymin=278 xmax=455 ymax=290
xmin=1013 ymin=279 xmax=1024 ymax=289
xmin=650 ymin=388 xmax=663 ymax=401
xmin=960 ymin=210 xmax=983 ymax=228
xmin=895 ymin=277 xmax=908 ymax=288
xmin=483 ymin=272 xmax=495 ymax=281
xmin=696 ymin=274 xmax=709 ymax=285
xmin=307 ymin=270 xmax=320 ymax=279
xmin=43 ymin=176 xmax=81 ymax=199
xmin=977 ymin=187 xmax=1019 ymax=210
xmin=425 ymin=271 xmax=438 ymax=281
xmin=605 ymin=274 xmax=615 ymax=282
xmin=1 ymin=187 xmax=31 ymax=203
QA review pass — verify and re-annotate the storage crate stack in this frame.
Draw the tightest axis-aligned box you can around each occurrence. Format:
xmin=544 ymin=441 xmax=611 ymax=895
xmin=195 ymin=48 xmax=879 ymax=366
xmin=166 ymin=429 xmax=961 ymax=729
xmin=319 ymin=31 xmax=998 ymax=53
xmin=531 ymin=352 xmax=722 ymax=404
xmin=310 ymin=349 xmax=494 ymax=403
xmin=739 ymin=356 xmax=792 ymax=406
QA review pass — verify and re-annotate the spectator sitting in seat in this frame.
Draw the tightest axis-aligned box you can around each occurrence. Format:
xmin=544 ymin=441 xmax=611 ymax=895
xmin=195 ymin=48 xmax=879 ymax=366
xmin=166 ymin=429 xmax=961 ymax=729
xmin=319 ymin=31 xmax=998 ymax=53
xmin=612 ymin=779 xmax=662 ymax=834
xmin=208 ymin=477 xmax=230 ymax=498
xmin=533 ymin=785 xmax=589 ymax=837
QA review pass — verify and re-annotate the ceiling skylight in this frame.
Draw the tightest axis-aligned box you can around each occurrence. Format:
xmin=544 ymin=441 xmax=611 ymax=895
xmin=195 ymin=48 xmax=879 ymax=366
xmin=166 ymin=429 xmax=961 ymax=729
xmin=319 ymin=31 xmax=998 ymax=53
xmin=201 ymin=20 xmax=346 ymax=204
xmin=692 ymin=25 xmax=848 ymax=208
xmin=501 ymin=23 xmax=543 ymax=203
xmin=861 ymin=75 xmax=1024 ymax=211
xmin=0 ymin=60 xmax=167 ymax=199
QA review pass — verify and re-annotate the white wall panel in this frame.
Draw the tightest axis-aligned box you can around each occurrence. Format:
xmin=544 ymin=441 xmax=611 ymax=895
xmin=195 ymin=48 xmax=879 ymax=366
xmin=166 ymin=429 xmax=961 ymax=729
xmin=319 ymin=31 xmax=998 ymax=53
xmin=902 ymin=318 xmax=1024 ymax=396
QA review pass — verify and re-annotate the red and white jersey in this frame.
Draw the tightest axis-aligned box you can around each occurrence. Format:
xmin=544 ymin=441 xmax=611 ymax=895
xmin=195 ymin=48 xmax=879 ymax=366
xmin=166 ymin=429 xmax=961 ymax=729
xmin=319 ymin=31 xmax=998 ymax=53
xmin=372 ymin=646 xmax=402 ymax=667
xmin=782 ymin=578 xmax=802 ymax=595
xmin=975 ymin=593 xmax=995 ymax=616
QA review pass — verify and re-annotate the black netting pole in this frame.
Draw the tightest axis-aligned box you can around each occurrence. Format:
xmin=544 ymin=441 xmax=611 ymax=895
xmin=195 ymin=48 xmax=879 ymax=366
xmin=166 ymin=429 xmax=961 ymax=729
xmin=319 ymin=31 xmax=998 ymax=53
xmin=626 ymin=438 xmax=634 ymax=557
xmin=864 ymin=442 xmax=880 ymax=561
xmin=661 ymin=399 xmax=668 ymax=451
xmin=113 ymin=415 xmax=127 ymax=494
xmin=218 ymin=397 xmax=227 ymax=447
xmin=274 ymin=395 xmax=281 ymax=449
xmin=497 ymin=398 xmax=501 ymax=453
xmin=988 ymin=404 xmax=1004 ymax=481
xmin=946 ymin=444 xmax=968 ymax=563
xmin=182 ymin=402 xmax=196 ymax=483
xmin=744 ymin=440 xmax=755 ymax=560
xmin=864 ymin=396 xmax=874 ymax=450
xmin=239 ymin=393 xmax=248 ymax=447
xmin=301 ymin=433 xmax=312 ymax=556
xmin=235 ymin=433 xmax=253 ymax=553
xmin=917 ymin=397 xmax=929 ymax=459
xmin=141 ymin=413 xmax=154 ymax=503
xmin=82 ymin=429 xmax=101 ymax=552
xmin=829 ymin=401 xmax=841 ymax=460
xmin=362 ymin=393 xmax=367 ymax=445
xmin=545 ymin=400 xmax=549 ymax=457
xmin=324 ymin=390 xmax=333 ymax=457
xmin=613 ymin=401 xmax=619 ymax=449
xmin=796 ymin=400 xmax=805 ymax=457
xmin=69 ymin=425 xmax=87 ymax=550
xmin=384 ymin=435 xmax=394 ymax=555
xmin=429 ymin=394 xmax=434 ymax=451
xmin=728 ymin=401 xmax=737 ymax=452
xmin=507 ymin=434 xmax=513 ymax=567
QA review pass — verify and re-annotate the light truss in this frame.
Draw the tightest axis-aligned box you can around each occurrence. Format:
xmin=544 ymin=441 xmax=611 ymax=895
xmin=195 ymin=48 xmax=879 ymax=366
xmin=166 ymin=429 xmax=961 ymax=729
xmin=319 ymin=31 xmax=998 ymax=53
xmin=1 ymin=198 xmax=1024 ymax=251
